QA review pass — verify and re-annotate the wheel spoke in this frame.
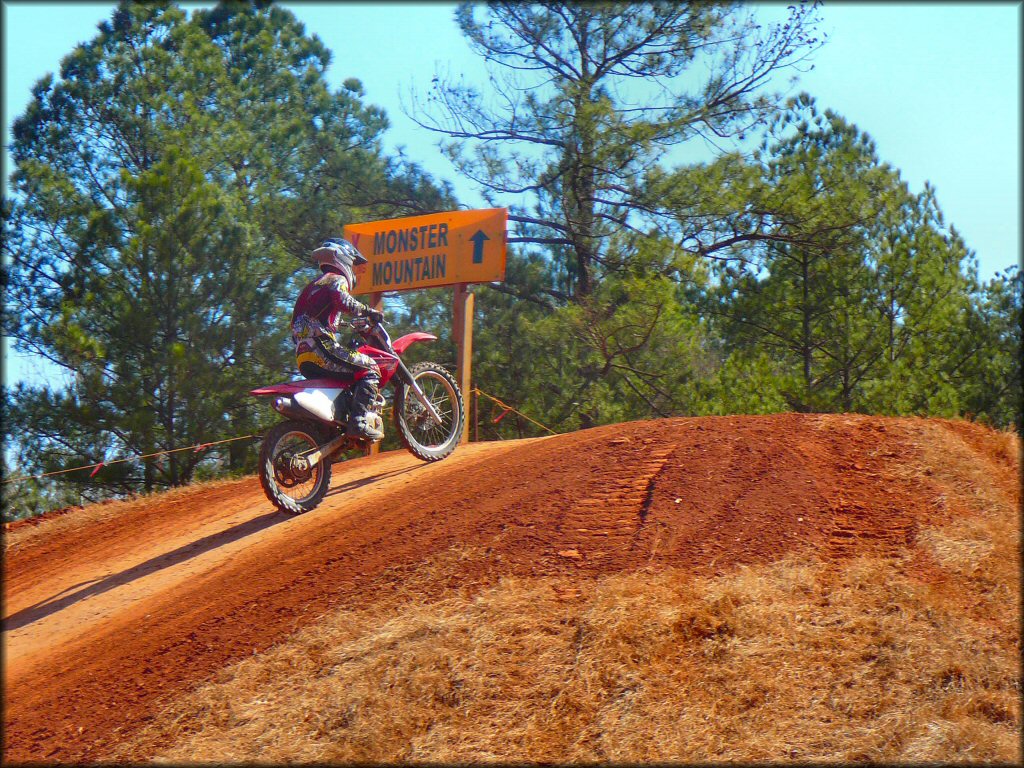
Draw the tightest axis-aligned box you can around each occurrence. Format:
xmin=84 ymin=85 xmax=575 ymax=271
xmin=274 ymin=431 xmax=321 ymax=503
xmin=405 ymin=369 xmax=460 ymax=451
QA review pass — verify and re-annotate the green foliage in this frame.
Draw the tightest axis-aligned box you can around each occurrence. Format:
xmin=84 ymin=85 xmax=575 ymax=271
xmin=404 ymin=87 xmax=1019 ymax=436
xmin=954 ymin=267 xmax=1022 ymax=430
xmin=2 ymin=440 xmax=83 ymax=523
xmin=4 ymin=4 xmax=1017 ymax=518
xmin=3 ymin=1 xmax=451 ymax=502
xmin=417 ymin=238 xmax=714 ymax=438
xmin=698 ymin=98 xmax=897 ymax=411
xmin=414 ymin=1 xmax=823 ymax=299
xmin=684 ymin=96 xmax=1016 ymax=425
xmin=402 ymin=7 xmax=1017 ymax=438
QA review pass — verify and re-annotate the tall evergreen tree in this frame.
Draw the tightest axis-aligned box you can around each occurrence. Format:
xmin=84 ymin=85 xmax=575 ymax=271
xmin=860 ymin=187 xmax=977 ymax=417
xmin=943 ymin=266 xmax=1021 ymax=430
xmin=2 ymin=1 xmax=451 ymax=498
xmin=412 ymin=1 xmax=822 ymax=300
xmin=687 ymin=97 xmax=995 ymax=419
xmin=394 ymin=2 xmax=822 ymax=434
xmin=693 ymin=97 xmax=892 ymax=411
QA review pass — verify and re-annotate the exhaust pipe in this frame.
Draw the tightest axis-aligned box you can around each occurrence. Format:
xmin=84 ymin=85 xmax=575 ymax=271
xmin=272 ymin=396 xmax=311 ymax=421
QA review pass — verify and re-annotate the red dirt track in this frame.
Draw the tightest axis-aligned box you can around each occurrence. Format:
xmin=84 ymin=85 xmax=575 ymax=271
xmin=3 ymin=414 xmax=1017 ymax=763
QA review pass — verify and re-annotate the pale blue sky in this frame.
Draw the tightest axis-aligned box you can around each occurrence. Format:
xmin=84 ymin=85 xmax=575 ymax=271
xmin=3 ymin=2 xmax=1021 ymax=386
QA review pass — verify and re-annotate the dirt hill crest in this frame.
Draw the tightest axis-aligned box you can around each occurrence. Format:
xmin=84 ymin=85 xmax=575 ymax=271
xmin=3 ymin=413 xmax=1019 ymax=763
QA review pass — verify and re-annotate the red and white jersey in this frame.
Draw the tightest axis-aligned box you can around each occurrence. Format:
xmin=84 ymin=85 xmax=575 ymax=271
xmin=291 ymin=272 xmax=368 ymax=353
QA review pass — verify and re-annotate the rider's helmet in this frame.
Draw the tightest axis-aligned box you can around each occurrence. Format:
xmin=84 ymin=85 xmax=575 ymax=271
xmin=312 ymin=238 xmax=367 ymax=289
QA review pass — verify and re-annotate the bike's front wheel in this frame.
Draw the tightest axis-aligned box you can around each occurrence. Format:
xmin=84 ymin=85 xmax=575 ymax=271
xmin=394 ymin=362 xmax=464 ymax=461
xmin=258 ymin=420 xmax=332 ymax=514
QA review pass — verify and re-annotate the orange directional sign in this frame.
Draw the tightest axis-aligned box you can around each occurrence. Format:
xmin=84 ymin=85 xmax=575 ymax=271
xmin=344 ymin=208 xmax=507 ymax=295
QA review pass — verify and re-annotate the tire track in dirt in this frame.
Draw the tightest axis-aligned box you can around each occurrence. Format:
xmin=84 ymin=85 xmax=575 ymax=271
xmin=555 ymin=439 xmax=675 ymax=565
xmin=3 ymin=414 xmax=1010 ymax=763
xmin=633 ymin=414 xmax=835 ymax=571
xmin=815 ymin=418 xmax=921 ymax=560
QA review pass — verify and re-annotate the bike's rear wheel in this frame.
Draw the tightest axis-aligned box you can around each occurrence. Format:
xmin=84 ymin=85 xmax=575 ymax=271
xmin=259 ymin=420 xmax=332 ymax=514
xmin=394 ymin=362 xmax=463 ymax=461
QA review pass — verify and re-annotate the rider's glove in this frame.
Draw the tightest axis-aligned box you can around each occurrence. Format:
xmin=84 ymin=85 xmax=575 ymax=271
xmin=363 ymin=307 xmax=384 ymax=325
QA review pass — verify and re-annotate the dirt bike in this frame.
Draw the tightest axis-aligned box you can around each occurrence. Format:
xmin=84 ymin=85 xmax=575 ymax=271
xmin=250 ymin=317 xmax=463 ymax=514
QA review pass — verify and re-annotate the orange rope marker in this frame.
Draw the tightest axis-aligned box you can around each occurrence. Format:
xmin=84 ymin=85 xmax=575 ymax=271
xmin=3 ymin=433 xmax=259 ymax=485
xmin=473 ymin=388 xmax=558 ymax=436
xmin=4 ymin=388 xmax=552 ymax=486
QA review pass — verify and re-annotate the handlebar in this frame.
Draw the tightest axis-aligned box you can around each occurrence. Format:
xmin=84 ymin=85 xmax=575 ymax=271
xmin=350 ymin=315 xmax=394 ymax=353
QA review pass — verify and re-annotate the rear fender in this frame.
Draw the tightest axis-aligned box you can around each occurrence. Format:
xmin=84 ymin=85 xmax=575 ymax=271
xmin=250 ymin=382 xmax=344 ymax=424
xmin=250 ymin=379 xmax=348 ymax=397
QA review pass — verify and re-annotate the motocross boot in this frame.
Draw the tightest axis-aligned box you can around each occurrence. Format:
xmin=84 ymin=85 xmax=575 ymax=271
xmin=346 ymin=374 xmax=385 ymax=442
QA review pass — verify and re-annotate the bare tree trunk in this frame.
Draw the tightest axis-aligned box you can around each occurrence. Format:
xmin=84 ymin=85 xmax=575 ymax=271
xmin=801 ymin=251 xmax=813 ymax=406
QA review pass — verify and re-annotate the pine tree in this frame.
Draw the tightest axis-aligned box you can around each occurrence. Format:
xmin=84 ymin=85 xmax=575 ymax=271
xmin=412 ymin=1 xmax=822 ymax=300
xmin=3 ymin=1 xmax=450 ymax=498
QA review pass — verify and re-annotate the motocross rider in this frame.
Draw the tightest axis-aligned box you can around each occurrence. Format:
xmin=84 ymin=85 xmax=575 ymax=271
xmin=292 ymin=238 xmax=385 ymax=441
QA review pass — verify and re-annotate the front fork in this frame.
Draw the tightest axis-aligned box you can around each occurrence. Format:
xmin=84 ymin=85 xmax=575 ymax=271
xmin=394 ymin=359 xmax=444 ymax=426
xmin=362 ymin=322 xmax=443 ymax=427
xmin=285 ymin=358 xmax=442 ymax=472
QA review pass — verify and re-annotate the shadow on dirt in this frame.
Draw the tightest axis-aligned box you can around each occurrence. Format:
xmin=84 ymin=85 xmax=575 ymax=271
xmin=325 ymin=464 xmax=422 ymax=498
xmin=4 ymin=511 xmax=287 ymax=632
xmin=4 ymin=464 xmax=427 ymax=632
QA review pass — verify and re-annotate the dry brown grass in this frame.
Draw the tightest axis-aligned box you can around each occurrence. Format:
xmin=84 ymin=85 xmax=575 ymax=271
xmin=994 ymin=427 xmax=1021 ymax=469
xmin=113 ymin=421 xmax=1021 ymax=764
xmin=119 ymin=559 xmax=1018 ymax=762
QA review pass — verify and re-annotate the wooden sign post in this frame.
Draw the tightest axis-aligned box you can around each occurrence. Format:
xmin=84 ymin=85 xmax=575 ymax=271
xmin=344 ymin=208 xmax=506 ymax=454
xmin=452 ymin=283 xmax=474 ymax=443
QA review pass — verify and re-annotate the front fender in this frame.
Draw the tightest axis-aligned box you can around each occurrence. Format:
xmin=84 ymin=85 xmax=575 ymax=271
xmin=392 ymin=331 xmax=437 ymax=355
